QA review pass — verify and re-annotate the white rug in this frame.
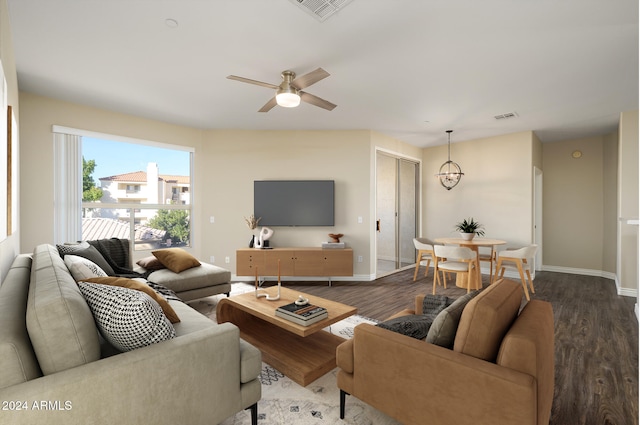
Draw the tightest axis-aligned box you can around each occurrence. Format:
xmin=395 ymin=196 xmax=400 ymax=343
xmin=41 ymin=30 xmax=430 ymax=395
xmin=188 ymin=283 xmax=401 ymax=425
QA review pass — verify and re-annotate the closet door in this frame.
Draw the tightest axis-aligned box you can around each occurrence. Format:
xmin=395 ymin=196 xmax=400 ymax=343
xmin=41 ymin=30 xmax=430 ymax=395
xmin=376 ymin=152 xmax=419 ymax=276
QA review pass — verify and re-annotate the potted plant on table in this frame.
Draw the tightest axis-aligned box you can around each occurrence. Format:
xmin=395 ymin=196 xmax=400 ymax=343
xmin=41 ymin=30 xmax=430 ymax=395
xmin=454 ymin=217 xmax=485 ymax=241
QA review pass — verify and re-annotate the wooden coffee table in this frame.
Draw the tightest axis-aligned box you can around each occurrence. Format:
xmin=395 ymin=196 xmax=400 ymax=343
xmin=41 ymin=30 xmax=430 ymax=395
xmin=216 ymin=286 xmax=357 ymax=386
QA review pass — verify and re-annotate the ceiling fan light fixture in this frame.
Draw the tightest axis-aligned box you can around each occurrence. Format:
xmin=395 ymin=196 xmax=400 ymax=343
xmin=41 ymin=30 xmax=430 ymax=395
xmin=275 ymin=90 xmax=301 ymax=108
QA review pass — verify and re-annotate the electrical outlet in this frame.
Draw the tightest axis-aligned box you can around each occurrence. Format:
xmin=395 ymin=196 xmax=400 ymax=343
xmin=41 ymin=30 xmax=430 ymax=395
xmin=225 ymin=256 xmax=230 ymax=264
xmin=357 ymin=216 xmax=363 ymax=224
xmin=210 ymin=256 xmax=215 ymax=263
xmin=357 ymin=255 xmax=363 ymax=263
xmin=209 ymin=216 xmax=215 ymax=224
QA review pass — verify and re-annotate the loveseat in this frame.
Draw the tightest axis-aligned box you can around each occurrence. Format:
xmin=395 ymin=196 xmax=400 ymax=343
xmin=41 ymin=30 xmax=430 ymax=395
xmin=0 ymin=244 xmax=261 ymax=425
xmin=336 ymin=278 xmax=554 ymax=425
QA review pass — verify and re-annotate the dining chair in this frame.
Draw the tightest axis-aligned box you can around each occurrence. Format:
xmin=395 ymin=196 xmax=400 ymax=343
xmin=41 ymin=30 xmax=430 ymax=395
xmin=477 ymin=245 xmax=496 ymax=282
xmin=432 ymin=245 xmax=479 ymax=294
xmin=493 ymin=244 xmax=538 ymax=301
xmin=413 ymin=238 xmax=436 ymax=281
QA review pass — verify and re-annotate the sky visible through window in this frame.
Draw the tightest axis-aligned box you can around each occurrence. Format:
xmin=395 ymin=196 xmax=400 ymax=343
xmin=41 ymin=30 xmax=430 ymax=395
xmin=82 ymin=137 xmax=190 ymax=181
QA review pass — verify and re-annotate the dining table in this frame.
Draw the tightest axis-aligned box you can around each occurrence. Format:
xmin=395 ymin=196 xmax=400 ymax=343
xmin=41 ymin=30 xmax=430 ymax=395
xmin=433 ymin=237 xmax=506 ymax=290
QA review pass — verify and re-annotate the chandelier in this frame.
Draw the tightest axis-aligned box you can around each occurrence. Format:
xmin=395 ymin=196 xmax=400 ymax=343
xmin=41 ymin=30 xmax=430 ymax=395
xmin=435 ymin=130 xmax=464 ymax=190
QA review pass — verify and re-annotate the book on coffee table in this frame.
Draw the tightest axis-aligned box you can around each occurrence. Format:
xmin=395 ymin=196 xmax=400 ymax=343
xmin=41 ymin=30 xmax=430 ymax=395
xmin=276 ymin=310 xmax=328 ymax=326
xmin=276 ymin=302 xmax=328 ymax=326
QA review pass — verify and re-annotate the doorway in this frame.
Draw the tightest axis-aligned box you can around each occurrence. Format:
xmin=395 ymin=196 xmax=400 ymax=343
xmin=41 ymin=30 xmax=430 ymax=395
xmin=533 ymin=167 xmax=543 ymax=271
xmin=376 ymin=151 xmax=420 ymax=276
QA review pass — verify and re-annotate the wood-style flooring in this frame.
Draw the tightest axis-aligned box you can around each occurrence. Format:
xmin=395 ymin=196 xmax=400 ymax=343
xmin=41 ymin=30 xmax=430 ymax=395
xmin=269 ymin=268 xmax=639 ymax=425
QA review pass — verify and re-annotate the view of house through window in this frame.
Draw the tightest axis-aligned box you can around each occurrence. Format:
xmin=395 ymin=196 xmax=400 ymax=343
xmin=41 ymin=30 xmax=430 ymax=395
xmin=81 ymin=136 xmax=192 ymax=251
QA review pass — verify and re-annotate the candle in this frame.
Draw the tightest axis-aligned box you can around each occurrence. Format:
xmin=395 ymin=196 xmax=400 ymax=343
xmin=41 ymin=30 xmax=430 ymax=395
xmin=278 ymin=259 xmax=281 ymax=282
xmin=255 ymin=266 xmax=258 ymax=290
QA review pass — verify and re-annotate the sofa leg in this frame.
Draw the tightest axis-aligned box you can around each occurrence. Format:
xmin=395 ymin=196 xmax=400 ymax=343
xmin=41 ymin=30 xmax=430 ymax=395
xmin=225 ymin=292 xmax=230 ymax=297
xmin=246 ymin=403 xmax=258 ymax=425
xmin=340 ymin=390 xmax=349 ymax=419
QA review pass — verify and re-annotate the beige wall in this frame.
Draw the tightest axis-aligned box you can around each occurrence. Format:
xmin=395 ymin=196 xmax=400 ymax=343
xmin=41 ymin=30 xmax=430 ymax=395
xmin=200 ymin=129 xmax=374 ymax=279
xmin=422 ymin=131 xmax=535 ymax=248
xmin=618 ymin=110 xmax=639 ymax=294
xmin=0 ymin=0 xmax=21 ymax=280
xmin=543 ymin=136 xmax=606 ymax=270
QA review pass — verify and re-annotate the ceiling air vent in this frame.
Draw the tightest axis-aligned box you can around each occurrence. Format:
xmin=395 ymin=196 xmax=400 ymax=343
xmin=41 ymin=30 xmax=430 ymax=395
xmin=290 ymin=0 xmax=355 ymax=22
xmin=494 ymin=112 xmax=518 ymax=120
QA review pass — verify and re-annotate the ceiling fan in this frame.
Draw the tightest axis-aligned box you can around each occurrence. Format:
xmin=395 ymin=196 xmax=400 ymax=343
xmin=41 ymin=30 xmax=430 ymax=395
xmin=227 ymin=68 xmax=337 ymax=112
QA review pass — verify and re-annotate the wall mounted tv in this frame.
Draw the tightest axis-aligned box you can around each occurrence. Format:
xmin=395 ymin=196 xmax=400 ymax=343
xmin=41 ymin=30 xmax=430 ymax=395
xmin=254 ymin=180 xmax=335 ymax=227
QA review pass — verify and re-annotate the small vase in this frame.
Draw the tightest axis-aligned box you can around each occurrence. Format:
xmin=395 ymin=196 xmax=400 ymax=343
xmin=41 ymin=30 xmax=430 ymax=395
xmin=460 ymin=232 xmax=475 ymax=241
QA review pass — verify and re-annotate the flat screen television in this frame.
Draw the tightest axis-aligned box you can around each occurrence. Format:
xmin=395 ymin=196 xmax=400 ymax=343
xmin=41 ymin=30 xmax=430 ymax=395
xmin=254 ymin=180 xmax=335 ymax=226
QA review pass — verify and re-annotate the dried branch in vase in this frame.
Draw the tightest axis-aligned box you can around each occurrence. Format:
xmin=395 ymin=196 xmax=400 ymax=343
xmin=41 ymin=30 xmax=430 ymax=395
xmin=244 ymin=214 xmax=261 ymax=230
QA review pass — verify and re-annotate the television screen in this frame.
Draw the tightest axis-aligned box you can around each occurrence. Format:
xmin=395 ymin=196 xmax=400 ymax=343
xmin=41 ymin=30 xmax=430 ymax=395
xmin=254 ymin=180 xmax=335 ymax=226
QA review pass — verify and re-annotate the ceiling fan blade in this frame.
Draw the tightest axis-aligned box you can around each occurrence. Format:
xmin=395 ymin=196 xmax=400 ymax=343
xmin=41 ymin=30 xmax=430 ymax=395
xmin=291 ymin=68 xmax=330 ymax=90
xmin=258 ymin=97 xmax=278 ymax=112
xmin=227 ymin=75 xmax=279 ymax=90
xmin=300 ymin=91 xmax=337 ymax=111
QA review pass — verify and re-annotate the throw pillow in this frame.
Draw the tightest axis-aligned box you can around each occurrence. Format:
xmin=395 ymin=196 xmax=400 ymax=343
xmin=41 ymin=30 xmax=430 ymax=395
xmin=376 ymin=315 xmax=434 ymax=340
xmin=426 ymin=290 xmax=480 ymax=348
xmin=57 ymin=242 xmax=115 ymax=276
xmin=83 ymin=276 xmax=180 ymax=323
xmin=152 ymin=248 xmax=201 ymax=273
xmin=77 ymin=281 xmax=176 ymax=352
xmin=136 ymin=255 xmax=166 ymax=271
xmin=422 ymin=294 xmax=451 ymax=318
xmin=64 ymin=255 xmax=109 ymax=281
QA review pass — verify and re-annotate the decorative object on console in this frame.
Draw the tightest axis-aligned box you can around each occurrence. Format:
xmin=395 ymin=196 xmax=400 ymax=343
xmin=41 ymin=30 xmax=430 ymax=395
xmin=454 ymin=217 xmax=485 ymax=240
xmin=328 ymin=233 xmax=344 ymax=243
xmin=254 ymin=227 xmax=274 ymax=249
xmin=244 ymin=214 xmax=262 ymax=247
xmin=255 ymin=260 xmax=281 ymax=301
xmin=435 ymin=130 xmax=464 ymax=190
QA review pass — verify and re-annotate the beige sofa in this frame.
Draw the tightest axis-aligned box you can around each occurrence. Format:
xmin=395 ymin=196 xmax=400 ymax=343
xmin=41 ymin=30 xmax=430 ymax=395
xmin=0 ymin=244 xmax=261 ymax=425
xmin=336 ymin=278 xmax=555 ymax=425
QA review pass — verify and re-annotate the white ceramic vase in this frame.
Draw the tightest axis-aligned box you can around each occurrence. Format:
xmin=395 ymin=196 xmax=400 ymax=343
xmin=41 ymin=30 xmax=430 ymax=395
xmin=460 ymin=232 xmax=475 ymax=241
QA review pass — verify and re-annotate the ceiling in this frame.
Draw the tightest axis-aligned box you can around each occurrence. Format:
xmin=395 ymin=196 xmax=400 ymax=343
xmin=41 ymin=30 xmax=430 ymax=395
xmin=6 ymin=0 xmax=638 ymax=148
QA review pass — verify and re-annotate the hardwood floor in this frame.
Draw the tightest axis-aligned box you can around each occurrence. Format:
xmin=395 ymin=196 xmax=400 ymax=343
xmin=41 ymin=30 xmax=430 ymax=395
xmin=272 ymin=268 xmax=639 ymax=425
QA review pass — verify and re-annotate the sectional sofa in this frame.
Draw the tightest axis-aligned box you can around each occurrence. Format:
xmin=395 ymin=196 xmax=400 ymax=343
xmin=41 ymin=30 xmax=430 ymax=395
xmin=0 ymin=244 xmax=261 ymax=425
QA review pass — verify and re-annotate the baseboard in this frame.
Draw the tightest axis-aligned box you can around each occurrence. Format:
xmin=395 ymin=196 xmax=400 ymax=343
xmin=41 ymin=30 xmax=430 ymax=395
xmin=541 ymin=265 xmax=637 ymax=298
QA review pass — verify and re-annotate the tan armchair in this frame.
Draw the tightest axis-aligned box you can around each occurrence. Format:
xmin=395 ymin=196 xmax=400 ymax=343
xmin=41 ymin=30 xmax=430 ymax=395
xmin=336 ymin=279 xmax=554 ymax=425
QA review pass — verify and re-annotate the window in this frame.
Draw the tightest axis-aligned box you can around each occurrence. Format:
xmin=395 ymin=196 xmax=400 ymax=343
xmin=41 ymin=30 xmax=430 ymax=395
xmin=53 ymin=127 xmax=194 ymax=251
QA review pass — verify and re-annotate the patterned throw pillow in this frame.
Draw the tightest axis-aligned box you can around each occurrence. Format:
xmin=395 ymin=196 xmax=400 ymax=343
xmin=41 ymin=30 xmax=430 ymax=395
xmin=376 ymin=314 xmax=435 ymax=340
xmin=77 ymin=281 xmax=176 ymax=352
xmin=57 ymin=242 xmax=115 ymax=276
xmin=82 ymin=276 xmax=180 ymax=323
xmin=64 ymin=255 xmax=108 ymax=281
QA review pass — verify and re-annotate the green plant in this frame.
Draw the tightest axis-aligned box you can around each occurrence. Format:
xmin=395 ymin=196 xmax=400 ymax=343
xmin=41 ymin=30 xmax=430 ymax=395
xmin=454 ymin=217 xmax=485 ymax=236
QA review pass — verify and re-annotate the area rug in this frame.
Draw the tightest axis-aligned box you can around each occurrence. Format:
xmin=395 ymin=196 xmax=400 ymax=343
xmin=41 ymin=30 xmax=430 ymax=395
xmin=188 ymin=283 xmax=401 ymax=425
